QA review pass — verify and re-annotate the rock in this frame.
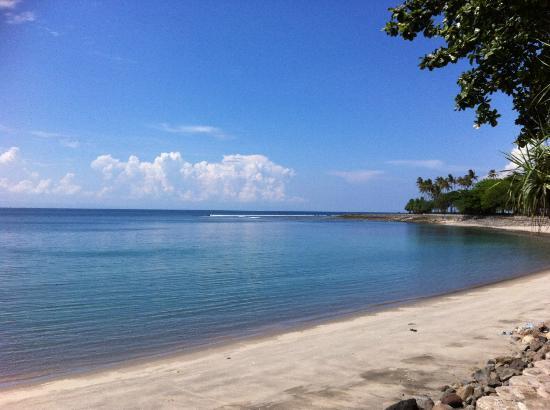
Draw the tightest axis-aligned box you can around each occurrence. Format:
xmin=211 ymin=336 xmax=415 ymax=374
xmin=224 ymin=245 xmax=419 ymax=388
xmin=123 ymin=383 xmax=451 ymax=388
xmin=484 ymin=386 xmax=496 ymax=394
xmin=487 ymin=379 xmax=502 ymax=388
xmin=473 ymin=385 xmax=483 ymax=400
xmin=385 ymin=398 xmax=419 ymax=410
xmin=487 ymin=371 xmax=502 ymax=387
xmin=522 ymin=335 xmax=535 ymax=345
xmin=440 ymin=392 xmax=462 ymax=408
xmin=438 ymin=385 xmax=450 ymax=392
xmin=496 ymin=367 xmax=517 ymax=381
xmin=414 ymin=395 xmax=434 ymax=410
xmin=495 ymin=356 xmax=513 ymax=367
xmin=476 ymin=396 xmax=520 ymax=410
xmin=473 ymin=368 xmax=489 ymax=384
xmin=495 ymin=385 xmax=539 ymax=402
xmin=530 ymin=339 xmax=544 ymax=352
xmin=532 ymin=350 xmax=547 ymax=361
xmin=534 ymin=360 xmax=550 ymax=375
xmin=508 ymin=358 xmax=526 ymax=371
xmin=432 ymin=404 xmax=453 ymax=410
xmin=456 ymin=384 xmax=474 ymax=401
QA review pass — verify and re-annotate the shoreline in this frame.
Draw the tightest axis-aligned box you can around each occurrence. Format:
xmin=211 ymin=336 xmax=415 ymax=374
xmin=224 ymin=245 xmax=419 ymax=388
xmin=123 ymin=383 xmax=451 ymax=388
xmin=3 ymin=267 xmax=550 ymax=409
xmin=3 ymin=259 xmax=550 ymax=393
xmin=338 ymin=213 xmax=550 ymax=234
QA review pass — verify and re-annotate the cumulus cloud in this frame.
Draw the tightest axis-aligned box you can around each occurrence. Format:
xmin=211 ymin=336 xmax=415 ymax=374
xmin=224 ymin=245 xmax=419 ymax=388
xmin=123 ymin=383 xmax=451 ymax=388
xmin=0 ymin=0 xmax=20 ymax=10
xmin=0 ymin=147 xmax=81 ymax=196
xmin=5 ymin=10 xmax=35 ymax=24
xmin=0 ymin=146 xmax=19 ymax=164
xmin=328 ymin=170 xmax=383 ymax=183
xmin=496 ymin=145 xmax=533 ymax=177
xmin=53 ymin=173 xmax=81 ymax=195
xmin=0 ymin=177 xmax=51 ymax=194
xmin=386 ymin=159 xmax=445 ymax=169
xmin=157 ymin=123 xmax=229 ymax=139
xmin=0 ymin=173 xmax=81 ymax=196
xmin=91 ymin=151 xmax=295 ymax=202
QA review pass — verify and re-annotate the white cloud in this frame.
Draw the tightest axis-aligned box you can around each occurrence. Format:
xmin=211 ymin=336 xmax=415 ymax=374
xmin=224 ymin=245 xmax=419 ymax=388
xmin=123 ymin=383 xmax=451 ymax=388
xmin=157 ymin=123 xmax=229 ymax=139
xmin=0 ymin=146 xmax=19 ymax=164
xmin=0 ymin=173 xmax=81 ymax=196
xmin=91 ymin=151 xmax=295 ymax=202
xmin=5 ymin=10 xmax=35 ymax=24
xmin=386 ymin=159 xmax=445 ymax=169
xmin=53 ymin=173 xmax=81 ymax=195
xmin=0 ymin=0 xmax=20 ymax=10
xmin=496 ymin=145 xmax=531 ymax=177
xmin=0 ymin=147 xmax=81 ymax=196
xmin=328 ymin=170 xmax=383 ymax=183
xmin=0 ymin=178 xmax=51 ymax=194
xmin=31 ymin=130 xmax=80 ymax=148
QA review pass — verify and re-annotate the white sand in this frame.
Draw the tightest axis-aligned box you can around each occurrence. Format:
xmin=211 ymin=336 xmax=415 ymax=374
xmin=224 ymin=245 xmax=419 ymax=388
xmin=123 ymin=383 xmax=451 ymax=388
xmin=2 ymin=269 xmax=550 ymax=409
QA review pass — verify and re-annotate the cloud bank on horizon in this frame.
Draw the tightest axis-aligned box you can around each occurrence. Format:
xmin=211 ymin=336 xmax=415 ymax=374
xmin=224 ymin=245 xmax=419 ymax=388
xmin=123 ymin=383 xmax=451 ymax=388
xmin=0 ymin=146 xmax=296 ymax=205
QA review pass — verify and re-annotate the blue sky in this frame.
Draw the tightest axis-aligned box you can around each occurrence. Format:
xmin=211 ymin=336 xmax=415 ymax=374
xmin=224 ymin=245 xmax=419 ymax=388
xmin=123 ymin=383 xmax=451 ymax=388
xmin=0 ymin=0 xmax=520 ymax=211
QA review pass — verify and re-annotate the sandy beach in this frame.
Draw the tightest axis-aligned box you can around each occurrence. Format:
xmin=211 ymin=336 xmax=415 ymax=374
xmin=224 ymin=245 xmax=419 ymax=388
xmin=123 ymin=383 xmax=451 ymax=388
xmin=2 ymin=267 xmax=550 ymax=409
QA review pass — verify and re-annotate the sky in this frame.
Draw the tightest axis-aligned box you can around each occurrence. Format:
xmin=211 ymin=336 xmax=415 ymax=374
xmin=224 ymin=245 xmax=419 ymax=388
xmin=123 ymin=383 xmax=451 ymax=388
xmin=0 ymin=0 xmax=521 ymax=211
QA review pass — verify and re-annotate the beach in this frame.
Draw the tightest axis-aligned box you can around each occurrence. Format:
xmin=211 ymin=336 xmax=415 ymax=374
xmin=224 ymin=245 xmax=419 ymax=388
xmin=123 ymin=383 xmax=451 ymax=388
xmin=339 ymin=214 xmax=550 ymax=234
xmin=2 ymin=267 xmax=550 ymax=409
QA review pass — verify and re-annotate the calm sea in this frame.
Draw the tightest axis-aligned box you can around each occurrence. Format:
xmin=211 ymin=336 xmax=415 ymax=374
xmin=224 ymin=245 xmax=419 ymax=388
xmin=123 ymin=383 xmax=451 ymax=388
xmin=2 ymin=208 xmax=550 ymax=387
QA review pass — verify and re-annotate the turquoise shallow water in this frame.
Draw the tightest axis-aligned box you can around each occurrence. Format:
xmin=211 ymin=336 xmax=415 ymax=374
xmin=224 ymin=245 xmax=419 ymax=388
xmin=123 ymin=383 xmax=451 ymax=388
xmin=1 ymin=208 xmax=550 ymax=387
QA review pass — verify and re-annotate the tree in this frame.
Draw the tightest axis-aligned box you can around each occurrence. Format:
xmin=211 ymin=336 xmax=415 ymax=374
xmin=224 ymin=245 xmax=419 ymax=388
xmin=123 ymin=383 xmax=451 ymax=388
xmin=384 ymin=0 xmax=550 ymax=146
xmin=446 ymin=174 xmax=456 ymax=190
xmin=506 ymin=138 xmax=550 ymax=224
xmin=488 ymin=169 xmax=498 ymax=179
xmin=476 ymin=178 xmax=513 ymax=214
xmin=405 ymin=197 xmax=434 ymax=214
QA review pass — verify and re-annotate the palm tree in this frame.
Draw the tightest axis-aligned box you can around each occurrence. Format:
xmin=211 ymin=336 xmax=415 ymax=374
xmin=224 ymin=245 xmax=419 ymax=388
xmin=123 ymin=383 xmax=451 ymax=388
xmin=468 ymin=169 xmax=478 ymax=183
xmin=436 ymin=176 xmax=450 ymax=192
xmin=488 ymin=169 xmax=498 ymax=179
xmin=416 ymin=177 xmax=424 ymax=193
xmin=456 ymin=176 xmax=467 ymax=190
xmin=447 ymin=174 xmax=455 ymax=190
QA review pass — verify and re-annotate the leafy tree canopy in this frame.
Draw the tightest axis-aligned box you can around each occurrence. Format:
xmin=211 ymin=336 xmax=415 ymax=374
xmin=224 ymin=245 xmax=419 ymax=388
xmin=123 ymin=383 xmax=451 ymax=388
xmin=385 ymin=0 xmax=550 ymax=146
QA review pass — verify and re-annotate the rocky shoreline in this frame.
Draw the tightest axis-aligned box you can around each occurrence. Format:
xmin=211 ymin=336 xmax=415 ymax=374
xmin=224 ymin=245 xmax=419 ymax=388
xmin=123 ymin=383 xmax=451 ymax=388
xmin=386 ymin=322 xmax=550 ymax=409
xmin=338 ymin=213 xmax=532 ymax=227
xmin=338 ymin=213 xmax=550 ymax=234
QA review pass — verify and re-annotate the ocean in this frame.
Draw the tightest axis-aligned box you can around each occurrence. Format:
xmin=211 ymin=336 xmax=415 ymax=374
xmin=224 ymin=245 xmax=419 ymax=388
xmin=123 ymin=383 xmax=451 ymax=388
xmin=1 ymin=208 xmax=550 ymax=387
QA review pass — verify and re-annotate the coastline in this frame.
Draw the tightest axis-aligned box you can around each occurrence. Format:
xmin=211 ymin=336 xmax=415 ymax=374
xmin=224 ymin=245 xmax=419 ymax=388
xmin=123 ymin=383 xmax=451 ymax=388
xmin=3 ymin=267 xmax=550 ymax=409
xmin=338 ymin=213 xmax=550 ymax=234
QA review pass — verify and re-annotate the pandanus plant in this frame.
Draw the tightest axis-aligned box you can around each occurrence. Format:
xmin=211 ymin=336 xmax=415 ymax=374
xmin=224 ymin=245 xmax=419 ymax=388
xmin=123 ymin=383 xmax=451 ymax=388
xmin=506 ymin=137 xmax=550 ymax=228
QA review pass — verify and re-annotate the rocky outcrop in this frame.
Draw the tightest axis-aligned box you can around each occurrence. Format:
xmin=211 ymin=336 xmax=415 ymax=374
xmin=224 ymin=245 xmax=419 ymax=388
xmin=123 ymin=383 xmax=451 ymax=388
xmin=385 ymin=322 xmax=550 ymax=409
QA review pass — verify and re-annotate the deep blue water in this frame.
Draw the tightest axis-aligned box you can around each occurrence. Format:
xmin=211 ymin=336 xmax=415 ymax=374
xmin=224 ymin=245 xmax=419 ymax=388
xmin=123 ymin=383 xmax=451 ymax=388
xmin=2 ymin=208 xmax=550 ymax=387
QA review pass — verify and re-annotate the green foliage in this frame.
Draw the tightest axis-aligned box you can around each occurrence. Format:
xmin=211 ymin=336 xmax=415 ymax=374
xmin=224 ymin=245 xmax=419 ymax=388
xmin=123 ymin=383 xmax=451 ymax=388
xmin=506 ymin=138 xmax=550 ymax=222
xmin=477 ymin=178 xmax=513 ymax=214
xmin=405 ymin=197 xmax=434 ymax=214
xmin=454 ymin=189 xmax=482 ymax=215
xmin=406 ymin=171 xmax=514 ymax=215
xmin=385 ymin=0 xmax=550 ymax=146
